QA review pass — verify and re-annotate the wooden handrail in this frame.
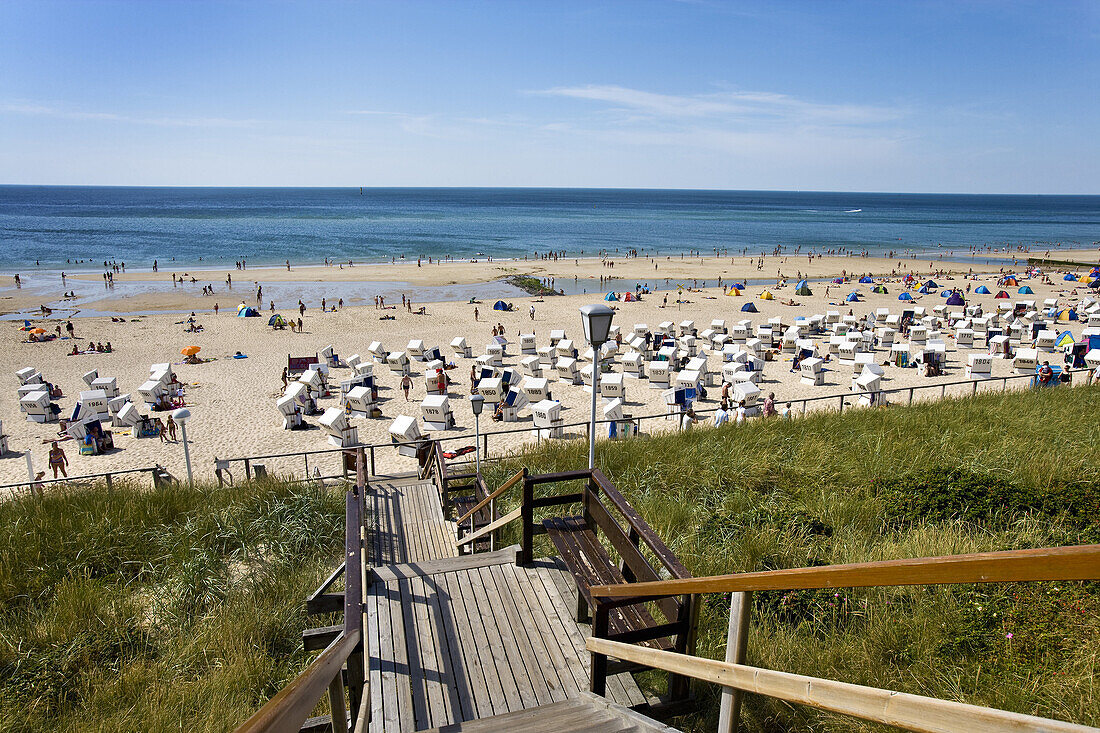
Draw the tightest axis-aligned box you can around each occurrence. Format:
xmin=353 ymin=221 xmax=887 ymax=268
xmin=455 ymin=507 xmax=522 ymax=548
xmin=234 ymin=629 xmax=360 ymax=733
xmin=586 ymin=638 xmax=1097 ymax=733
xmin=456 ymin=469 xmax=524 ymax=524
xmin=590 ymin=544 xmax=1100 ymax=598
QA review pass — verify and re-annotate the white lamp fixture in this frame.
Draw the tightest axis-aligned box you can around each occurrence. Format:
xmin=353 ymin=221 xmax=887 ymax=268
xmin=172 ymin=407 xmax=193 ymax=486
xmin=579 ymin=304 xmax=615 ymax=469
xmin=469 ymin=394 xmax=484 ymax=475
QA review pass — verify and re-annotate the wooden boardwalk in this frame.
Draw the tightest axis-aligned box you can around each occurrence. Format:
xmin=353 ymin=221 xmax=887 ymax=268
xmin=360 ymin=475 xmax=651 ymax=733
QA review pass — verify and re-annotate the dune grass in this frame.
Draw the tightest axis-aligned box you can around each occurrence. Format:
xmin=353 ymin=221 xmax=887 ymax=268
xmin=483 ymin=385 xmax=1100 ymax=731
xmin=0 ymin=479 xmax=344 ymax=733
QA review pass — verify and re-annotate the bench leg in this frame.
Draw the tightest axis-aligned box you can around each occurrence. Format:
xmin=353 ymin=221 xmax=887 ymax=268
xmin=589 ymin=602 xmax=609 ymax=696
xmin=575 ymin=592 xmax=590 ymax=624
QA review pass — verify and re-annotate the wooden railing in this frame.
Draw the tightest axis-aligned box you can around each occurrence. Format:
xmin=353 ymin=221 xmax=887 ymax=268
xmin=234 ymin=466 xmax=369 ymax=733
xmin=1 ymin=464 xmax=164 ymax=497
xmin=453 ymin=468 xmax=525 ymax=551
xmin=586 ymin=544 xmax=1100 ymax=733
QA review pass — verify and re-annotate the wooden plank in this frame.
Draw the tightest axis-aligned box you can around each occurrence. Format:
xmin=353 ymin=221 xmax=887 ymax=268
xmin=512 ymin=563 xmax=589 ymax=695
xmin=589 ymin=544 xmax=1100 ymax=599
xmin=503 ymin=562 xmax=581 ymax=701
xmin=455 ymin=508 xmax=521 ymax=548
xmin=372 ymin=545 xmax=518 ymax=583
xmin=435 ymin=567 xmax=494 ymax=722
xmin=431 ymin=570 xmax=477 ymax=724
xmin=485 ymin=563 xmax=562 ymax=706
xmin=472 ymin=564 xmax=540 ymax=710
xmin=573 ymin=691 xmax=682 ymax=732
xmin=407 ymin=573 xmax=454 ymax=729
xmin=461 ymin=565 xmax=527 ymax=714
xmin=585 ymin=638 xmax=1098 ymax=733
xmin=413 ymin=698 xmax=597 ymax=732
xmin=398 ymin=577 xmax=431 ymax=729
xmin=450 ymin=565 xmax=511 ymax=719
xmin=534 ymin=559 xmax=644 ymax=709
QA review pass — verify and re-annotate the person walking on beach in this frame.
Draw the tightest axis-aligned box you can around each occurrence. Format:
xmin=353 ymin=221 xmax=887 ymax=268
xmin=286 ymin=260 xmax=291 ymax=271
xmin=474 ymin=307 xmax=479 ymax=321
xmin=401 ymin=374 xmax=413 ymax=401
xmin=48 ymin=441 xmax=68 ymax=478
xmin=529 ymin=304 xmax=536 ymax=320
xmin=214 ymin=303 xmax=219 ymax=316
xmin=281 ymin=367 xmax=289 ymax=389
xmin=65 ymin=320 xmax=75 ymax=338
xmin=299 ymin=302 xmax=306 ymax=317
xmin=165 ymin=415 xmax=178 ymax=442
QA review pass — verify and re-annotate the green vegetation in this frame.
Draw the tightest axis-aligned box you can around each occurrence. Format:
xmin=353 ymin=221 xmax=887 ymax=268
xmin=484 ymin=385 xmax=1100 ymax=731
xmin=0 ymin=479 xmax=344 ymax=733
xmin=505 ymin=274 xmax=559 ymax=295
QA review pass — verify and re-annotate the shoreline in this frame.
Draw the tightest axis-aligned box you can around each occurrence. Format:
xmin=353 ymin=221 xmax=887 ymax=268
xmin=3 ymin=248 xmax=1096 ymax=319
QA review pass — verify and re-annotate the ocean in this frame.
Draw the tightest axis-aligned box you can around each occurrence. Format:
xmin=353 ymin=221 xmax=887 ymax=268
xmin=2 ymin=187 xmax=1098 ymax=272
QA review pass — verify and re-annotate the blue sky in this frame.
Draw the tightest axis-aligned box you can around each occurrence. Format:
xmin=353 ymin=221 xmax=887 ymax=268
xmin=1 ymin=0 xmax=1098 ymax=192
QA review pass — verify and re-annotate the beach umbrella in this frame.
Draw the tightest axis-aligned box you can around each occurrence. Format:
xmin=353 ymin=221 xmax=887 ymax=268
xmin=898 ymin=292 xmax=914 ymax=301
xmin=30 ymin=327 xmax=46 ymax=335
xmin=181 ymin=346 xmax=201 ymax=356
xmin=974 ymin=285 xmax=991 ymax=294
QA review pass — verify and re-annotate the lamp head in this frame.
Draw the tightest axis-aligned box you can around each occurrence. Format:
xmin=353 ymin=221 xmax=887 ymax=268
xmin=172 ymin=407 xmax=191 ymax=423
xmin=469 ymin=394 xmax=484 ymax=416
xmin=579 ymin=304 xmax=615 ymax=348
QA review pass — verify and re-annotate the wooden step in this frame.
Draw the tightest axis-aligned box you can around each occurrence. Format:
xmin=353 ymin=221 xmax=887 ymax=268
xmin=412 ymin=692 xmax=680 ymax=732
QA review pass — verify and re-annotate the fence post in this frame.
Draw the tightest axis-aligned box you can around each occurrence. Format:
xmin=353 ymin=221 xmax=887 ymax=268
xmin=972 ymin=380 xmax=978 ymax=395
xmin=838 ymin=395 xmax=844 ymax=413
xmin=243 ymin=459 xmax=251 ymax=482
xmin=519 ymin=470 xmax=532 ymax=565
xmin=718 ymin=591 xmax=753 ymax=733
xmin=482 ymin=433 xmax=488 ymax=462
xmin=908 ymin=388 xmax=914 ymax=405
xmin=105 ymin=473 xmax=113 ymax=493
xmin=369 ymin=446 xmax=376 ymax=476
xmin=304 ymin=453 xmax=309 ymax=478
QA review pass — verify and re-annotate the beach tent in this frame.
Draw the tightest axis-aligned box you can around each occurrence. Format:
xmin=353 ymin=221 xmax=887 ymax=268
xmin=832 ymin=278 xmax=844 ymax=284
xmin=796 ymin=279 xmax=809 ymax=290
xmin=924 ymin=280 xmax=938 ymax=288
xmin=268 ymin=314 xmax=287 ymax=327
xmin=974 ymin=285 xmax=991 ymax=294
xmin=1056 ymin=309 xmax=1078 ymax=322
xmin=795 ymin=284 xmax=813 ymax=296
xmin=758 ymin=290 xmax=774 ymax=300
xmin=492 ymin=300 xmax=509 ymax=311
xmin=726 ymin=287 xmax=741 ymax=296
xmin=918 ymin=286 xmax=932 ymax=294
xmin=1003 ymin=277 xmax=1019 ymax=286
xmin=1063 ymin=274 xmax=1078 ymax=281
xmin=1017 ymin=286 xmax=1034 ymax=294
xmin=1056 ymin=331 xmax=1075 ymax=348
xmin=898 ymin=293 xmax=914 ymax=301
xmin=872 ymin=285 xmax=888 ymax=294
xmin=622 ymin=292 xmax=636 ymax=302
xmin=946 ymin=292 xmax=966 ymax=306
xmin=859 ymin=276 xmax=874 ymax=283
xmin=732 ymin=282 xmax=746 ymax=290
xmin=604 ymin=292 xmax=619 ymax=301
xmin=741 ymin=302 xmax=758 ymax=313
xmin=994 ymin=291 xmax=1009 ymax=299
xmin=845 ymin=293 xmax=861 ymax=302
xmin=237 ymin=306 xmax=259 ymax=317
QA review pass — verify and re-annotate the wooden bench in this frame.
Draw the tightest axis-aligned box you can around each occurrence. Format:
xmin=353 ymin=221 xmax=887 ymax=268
xmin=519 ymin=469 xmax=697 ymax=704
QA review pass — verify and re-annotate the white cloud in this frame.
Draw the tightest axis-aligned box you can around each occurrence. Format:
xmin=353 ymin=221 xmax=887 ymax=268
xmin=531 ymin=84 xmax=905 ymax=127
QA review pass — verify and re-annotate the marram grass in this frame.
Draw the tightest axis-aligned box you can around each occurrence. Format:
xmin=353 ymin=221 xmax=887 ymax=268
xmin=484 ymin=385 xmax=1100 ymax=732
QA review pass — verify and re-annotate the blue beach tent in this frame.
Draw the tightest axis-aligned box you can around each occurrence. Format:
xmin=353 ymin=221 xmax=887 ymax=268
xmin=237 ymin=306 xmax=259 ymax=317
xmin=918 ymin=286 xmax=931 ymax=294
xmin=741 ymin=302 xmax=758 ymax=313
xmin=1017 ymin=286 xmax=1034 ymax=294
xmin=604 ymin=292 xmax=619 ymax=301
xmin=898 ymin=292 xmax=914 ymax=301
xmin=1064 ymin=274 xmax=1078 ymax=281
xmin=846 ymin=293 xmax=860 ymax=302
xmin=946 ymin=292 xmax=966 ymax=306
xmin=974 ymin=285 xmax=991 ymax=294
xmin=924 ymin=280 xmax=938 ymax=288
xmin=492 ymin=300 xmax=510 ymax=311
xmin=859 ymin=276 xmax=873 ymax=283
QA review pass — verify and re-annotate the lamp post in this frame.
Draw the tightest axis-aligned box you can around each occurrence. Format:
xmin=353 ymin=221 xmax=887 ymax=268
xmin=469 ymin=394 xmax=484 ymax=476
xmin=172 ymin=407 xmax=193 ymax=486
xmin=580 ymin=304 xmax=615 ymax=470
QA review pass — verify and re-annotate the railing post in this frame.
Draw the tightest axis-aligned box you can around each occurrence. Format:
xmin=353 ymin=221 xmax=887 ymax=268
xmin=304 ymin=453 xmax=310 ymax=479
xmin=718 ymin=591 xmax=753 ymax=733
xmin=482 ymin=433 xmax=488 ymax=461
xmin=369 ymin=446 xmax=376 ymax=476
xmin=838 ymin=395 xmax=844 ymax=413
xmin=327 ymin=676 xmax=347 ymax=733
xmin=105 ymin=473 xmax=113 ymax=493
xmin=518 ymin=470 xmax=533 ymax=565
xmin=908 ymin=388 xmax=914 ymax=405
xmin=972 ymin=380 xmax=978 ymax=395
xmin=344 ymin=485 xmax=366 ymax=728
xmin=589 ymin=600 xmax=609 ymax=697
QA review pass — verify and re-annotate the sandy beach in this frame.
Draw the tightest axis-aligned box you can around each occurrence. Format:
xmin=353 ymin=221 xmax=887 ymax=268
xmin=2 ymin=257 xmax=1097 ymax=488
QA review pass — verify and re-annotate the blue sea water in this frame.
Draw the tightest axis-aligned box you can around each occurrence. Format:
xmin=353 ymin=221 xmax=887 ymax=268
xmin=1 ymin=187 xmax=1098 ymax=272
